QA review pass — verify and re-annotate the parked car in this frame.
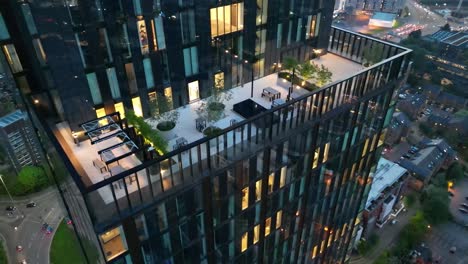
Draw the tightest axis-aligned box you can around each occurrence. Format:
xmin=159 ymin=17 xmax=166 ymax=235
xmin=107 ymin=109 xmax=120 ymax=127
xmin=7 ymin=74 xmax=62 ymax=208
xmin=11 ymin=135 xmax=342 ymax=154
xmin=459 ymin=208 xmax=468 ymax=214
xmin=461 ymin=203 xmax=468 ymax=209
xmin=26 ymin=202 xmax=36 ymax=208
xmin=16 ymin=245 xmax=23 ymax=252
xmin=5 ymin=206 xmax=16 ymax=211
xmin=449 ymin=246 xmax=457 ymax=253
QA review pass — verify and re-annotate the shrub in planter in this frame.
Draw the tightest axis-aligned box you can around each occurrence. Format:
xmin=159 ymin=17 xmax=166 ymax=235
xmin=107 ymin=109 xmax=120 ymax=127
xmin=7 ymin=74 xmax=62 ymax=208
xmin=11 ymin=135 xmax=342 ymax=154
xmin=203 ymin=126 xmax=223 ymax=137
xmin=156 ymin=121 xmax=176 ymax=131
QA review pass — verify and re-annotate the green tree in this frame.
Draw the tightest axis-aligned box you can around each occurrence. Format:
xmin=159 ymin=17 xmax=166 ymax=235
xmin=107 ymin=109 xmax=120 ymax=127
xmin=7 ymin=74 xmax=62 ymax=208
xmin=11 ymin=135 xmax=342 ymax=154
xmin=297 ymin=62 xmax=317 ymax=81
xmin=196 ymin=75 xmax=233 ymax=125
xmin=316 ymin=65 xmax=333 ymax=86
xmin=126 ymin=109 xmax=168 ymax=154
xmin=16 ymin=166 xmax=49 ymax=194
xmin=151 ymin=94 xmax=180 ymax=130
xmin=404 ymin=193 xmax=416 ymax=208
xmin=422 ymin=185 xmax=450 ymax=224
xmin=446 ymin=162 xmax=464 ymax=182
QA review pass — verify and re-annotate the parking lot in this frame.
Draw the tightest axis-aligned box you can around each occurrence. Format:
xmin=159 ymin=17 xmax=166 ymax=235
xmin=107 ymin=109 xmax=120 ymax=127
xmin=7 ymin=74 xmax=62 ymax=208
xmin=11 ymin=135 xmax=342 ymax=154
xmin=425 ymin=222 xmax=468 ymax=264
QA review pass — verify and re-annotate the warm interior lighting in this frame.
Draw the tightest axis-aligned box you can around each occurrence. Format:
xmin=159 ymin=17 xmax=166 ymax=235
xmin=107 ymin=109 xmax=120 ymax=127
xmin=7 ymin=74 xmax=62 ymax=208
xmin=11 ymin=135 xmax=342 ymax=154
xmin=447 ymin=181 xmax=453 ymax=189
xmin=242 ymin=187 xmax=249 ymax=210
xmin=241 ymin=232 xmax=248 ymax=252
xmin=132 ymin=97 xmax=143 ymax=117
xmin=33 ymin=99 xmax=39 ymax=104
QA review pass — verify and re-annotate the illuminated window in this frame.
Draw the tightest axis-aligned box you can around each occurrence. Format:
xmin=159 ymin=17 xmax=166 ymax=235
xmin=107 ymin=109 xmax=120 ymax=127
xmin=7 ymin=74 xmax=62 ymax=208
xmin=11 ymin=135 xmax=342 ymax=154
xmin=253 ymin=225 xmax=260 ymax=244
xmin=132 ymin=97 xmax=143 ymax=117
xmin=95 ymin=108 xmax=106 ymax=118
xmin=255 ymin=180 xmax=262 ymax=201
xmin=241 ymin=187 xmax=249 ymax=210
xmin=214 ymin=72 xmax=224 ymax=90
xmin=276 ymin=210 xmax=282 ymax=228
xmin=256 ymin=0 xmax=268 ymax=25
xmin=114 ymin=102 xmax=125 ymax=119
xmin=125 ymin=63 xmax=138 ymax=94
xmin=268 ymin=173 xmax=274 ymax=193
xmin=265 ymin=217 xmax=271 ymax=236
xmin=32 ymin=39 xmax=46 ymax=65
xmin=362 ymin=138 xmax=369 ymax=157
xmin=2 ymin=44 xmax=23 ymax=73
xmin=378 ymin=129 xmax=387 ymax=146
xmin=137 ymin=20 xmax=149 ymax=55
xmin=323 ymin=143 xmax=330 ymax=163
xmin=280 ymin=167 xmax=286 ymax=187
xmin=313 ymin=147 xmax=320 ymax=168
xmin=241 ymin=232 xmax=248 ymax=252
xmin=187 ymin=80 xmax=200 ymax=102
xmin=210 ymin=3 xmax=244 ymax=38
xmin=99 ymin=226 xmax=128 ymax=261
xmin=154 ymin=16 xmax=166 ymax=50
xmin=311 ymin=245 xmax=318 ymax=259
xmin=306 ymin=15 xmax=317 ymax=39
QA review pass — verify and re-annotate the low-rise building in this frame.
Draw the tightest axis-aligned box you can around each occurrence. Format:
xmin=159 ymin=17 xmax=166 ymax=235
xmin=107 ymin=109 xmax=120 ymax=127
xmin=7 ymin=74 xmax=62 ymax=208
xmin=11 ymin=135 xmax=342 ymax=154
xmin=345 ymin=0 xmax=406 ymax=14
xmin=399 ymin=138 xmax=456 ymax=190
xmin=0 ymin=110 xmax=42 ymax=173
xmin=362 ymin=158 xmax=408 ymax=237
xmin=397 ymin=94 xmax=426 ymax=120
xmin=385 ymin=111 xmax=412 ymax=145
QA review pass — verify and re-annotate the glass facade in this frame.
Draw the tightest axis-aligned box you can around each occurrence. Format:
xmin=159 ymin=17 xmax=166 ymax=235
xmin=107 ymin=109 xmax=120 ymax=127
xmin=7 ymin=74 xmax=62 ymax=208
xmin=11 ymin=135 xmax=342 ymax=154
xmin=0 ymin=0 xmax=412 ymax=263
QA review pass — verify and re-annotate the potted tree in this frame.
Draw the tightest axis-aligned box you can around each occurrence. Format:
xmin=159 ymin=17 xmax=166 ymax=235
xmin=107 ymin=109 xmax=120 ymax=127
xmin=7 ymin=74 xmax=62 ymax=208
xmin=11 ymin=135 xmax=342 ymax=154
xmin=281 ymin=56 xmax=299 ymax=96
xmin=196 ymin=74 xmax=232 ymax=141
xmin=151 ymin=94 xmax=180 ymax=139
xmin=316 ymin=65 xmax=333 ymax=87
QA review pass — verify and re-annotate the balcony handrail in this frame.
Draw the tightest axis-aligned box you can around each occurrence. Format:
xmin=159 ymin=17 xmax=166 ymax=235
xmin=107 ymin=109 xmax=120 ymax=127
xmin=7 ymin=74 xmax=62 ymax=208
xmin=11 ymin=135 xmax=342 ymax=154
xmin=84 ymin=28 xmax=413 ymax=193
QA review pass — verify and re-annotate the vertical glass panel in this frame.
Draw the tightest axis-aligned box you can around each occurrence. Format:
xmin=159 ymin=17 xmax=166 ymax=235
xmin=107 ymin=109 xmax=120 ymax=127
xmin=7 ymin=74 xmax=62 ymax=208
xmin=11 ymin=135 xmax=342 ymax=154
xmin=125 ymin=63 xmax=138 ymax=94
xmin=287 ymin=21 xmax=293 ymax=45
xmin=276 ymin=210 xmax=282 ymax=228
xmin=32 ymin=39 xmax=46 ymax=65
xmin=277 ymin=23 xmax=282 ymax=48
xmin=0 ymin=14 xmax=10 ymax=40
xmin=106 ymin=68 xmax=121 ymax=99
xmin=137 ymin=20 xmax=149 ymax=55
xmin=315 ymin=13 xmax=321 ymax=37
xmin=86 ymin=73 xmax=102 ymax=104
xmin=241 ymin=232 xmax=248 ymax=252
xmin=99 ymin=226 xmax=128 ymax=261
xmin=323 ymin=143 xmax=330 ymax=163
xmin=95 ymin=108 xmax=106 ymax=118
xmin=21 ymin=4 xmax=37 ymax=35
xmin=132 ymin=97 xmax=143 ymax=117
xmin=143 ymin=58 xmax=154 ymax=89
xmin=2 ymin=45 xmax=23 ymax=73
xmin=183 ymin=48 xmax=191 ymax=76
xmin=133 ymin=0 xmax=142 ymax=15
xmin=154 ymin=16 xmax=166 ymax=50
xmin=296 ymin=18 xmax=302 ymax=42
xmin=268 ymin=173 xmax=274 ymax=194
xmin=180 ymin=10 xmax=196 ymax=44
xmin=99 ymin=28 xmax=113 ymax=62
xmin=241 ymin=186 xmax=249 ymax=210
xmin=190 ymin=46 xmax=199 ymax=75
xmin=187 ymin=80 xmax=200 ymax=102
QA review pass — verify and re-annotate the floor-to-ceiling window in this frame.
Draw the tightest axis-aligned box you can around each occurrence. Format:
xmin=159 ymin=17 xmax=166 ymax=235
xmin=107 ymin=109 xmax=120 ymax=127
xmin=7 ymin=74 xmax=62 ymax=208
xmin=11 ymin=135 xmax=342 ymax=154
xmin=188 ymin=80 xmax=200 ymax=102
xmin=210 ymin=3 xmax=244 ymax=38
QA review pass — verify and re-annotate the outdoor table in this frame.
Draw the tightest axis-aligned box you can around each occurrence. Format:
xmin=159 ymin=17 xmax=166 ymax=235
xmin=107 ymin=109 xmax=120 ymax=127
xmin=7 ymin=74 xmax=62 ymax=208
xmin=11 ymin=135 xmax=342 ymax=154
xmin=174 ymin=137 xmax=188 ymax=150
xmin=290 ymin=92 xmax=302 ymax=100
xmin=261 ymin=87 xmax=281 ymax=101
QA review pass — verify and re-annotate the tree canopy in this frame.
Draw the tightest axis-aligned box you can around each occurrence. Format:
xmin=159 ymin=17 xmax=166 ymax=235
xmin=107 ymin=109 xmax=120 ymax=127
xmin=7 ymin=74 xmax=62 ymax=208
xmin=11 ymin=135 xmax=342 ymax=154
xmin=421 ymin=185 xmax=451 ymax=224
xmin=16 ymin=166 xmax=49 ymax=193
xmin=446 ymin=162 xmax=464 ymax=182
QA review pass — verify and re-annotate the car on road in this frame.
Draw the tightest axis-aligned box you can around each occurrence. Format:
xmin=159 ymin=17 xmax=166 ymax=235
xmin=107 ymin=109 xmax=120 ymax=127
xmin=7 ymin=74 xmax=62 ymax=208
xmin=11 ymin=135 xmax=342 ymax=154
xmin=449 ymin=246 xmax=457 ymax=253
xmin=46 ymin=226 xmax=54 ymax=235
xmin=19 ymin=260 xmax=27 ymax=264
xmin=459 ymin=208 xmax=468 ymax=214
xmin=16 ymin=245 xmax=23 ymax=252
xmin=26 ymin=202 xmax=36 ymax=208
xmin=6 ymin=206 xmax=16 ymax=211
xmin=461 ymin=203 xmax=468 ymax=209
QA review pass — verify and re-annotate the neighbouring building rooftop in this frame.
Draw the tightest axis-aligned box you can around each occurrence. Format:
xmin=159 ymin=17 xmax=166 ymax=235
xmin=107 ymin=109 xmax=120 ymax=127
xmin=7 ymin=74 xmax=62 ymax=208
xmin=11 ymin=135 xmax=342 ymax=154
xmin=366 ymin=158 xmax=407 ymax=208
xmin=0 ymin=110 xmax=25 ymax=127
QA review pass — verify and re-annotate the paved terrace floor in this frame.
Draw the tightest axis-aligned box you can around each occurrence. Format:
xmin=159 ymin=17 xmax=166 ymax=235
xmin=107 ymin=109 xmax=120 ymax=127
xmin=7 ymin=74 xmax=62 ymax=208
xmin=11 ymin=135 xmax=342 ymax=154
xmin=50 ymin=53 xmax=363 ymax=225
xmin=146 ymin=53 xmax=364 ymax=149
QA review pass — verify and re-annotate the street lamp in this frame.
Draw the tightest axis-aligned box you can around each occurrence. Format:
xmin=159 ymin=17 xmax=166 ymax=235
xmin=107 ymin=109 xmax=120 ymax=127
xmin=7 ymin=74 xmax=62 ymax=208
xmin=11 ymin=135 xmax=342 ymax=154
xmin=0 ymin=174 xmax=15 ymax=205
xmin=244 ymin=59 xmax=254 ymax=98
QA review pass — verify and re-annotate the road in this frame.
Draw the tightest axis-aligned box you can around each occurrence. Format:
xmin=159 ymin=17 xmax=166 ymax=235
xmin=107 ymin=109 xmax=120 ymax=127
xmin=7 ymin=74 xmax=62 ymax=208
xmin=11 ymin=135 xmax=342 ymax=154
xmin=0 ymin=188 xmax=64 ymax=264
xmin=449 ymin=178 xmax=468 ymax=225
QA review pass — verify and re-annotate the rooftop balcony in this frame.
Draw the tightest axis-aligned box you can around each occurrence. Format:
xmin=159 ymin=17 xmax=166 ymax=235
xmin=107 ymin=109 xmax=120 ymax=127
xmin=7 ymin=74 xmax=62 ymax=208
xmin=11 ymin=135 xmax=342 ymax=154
xmin=52 ymin=27 xmax=412 ymax=230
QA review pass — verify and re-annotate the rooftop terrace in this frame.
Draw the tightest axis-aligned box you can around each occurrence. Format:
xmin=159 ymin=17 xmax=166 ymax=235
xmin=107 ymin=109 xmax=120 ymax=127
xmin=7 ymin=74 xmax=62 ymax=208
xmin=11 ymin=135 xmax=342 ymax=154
xmin=50 ymin=27 xmax=413 ymax=229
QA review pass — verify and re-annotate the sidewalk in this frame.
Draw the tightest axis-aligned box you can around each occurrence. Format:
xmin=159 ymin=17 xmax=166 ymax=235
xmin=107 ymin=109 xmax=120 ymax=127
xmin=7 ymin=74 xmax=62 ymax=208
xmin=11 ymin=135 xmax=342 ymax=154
xmin=350 ymin=203 xmax=420 ymax=264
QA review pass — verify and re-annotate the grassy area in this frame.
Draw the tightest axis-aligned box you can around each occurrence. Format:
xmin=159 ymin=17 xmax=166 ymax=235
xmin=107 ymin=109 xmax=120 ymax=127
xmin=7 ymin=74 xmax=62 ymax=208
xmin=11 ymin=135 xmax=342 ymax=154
xmin=50 ymin=222 xmax=99 ymax=264
xmin=0 ymin=241 xmax=7 ymax=264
